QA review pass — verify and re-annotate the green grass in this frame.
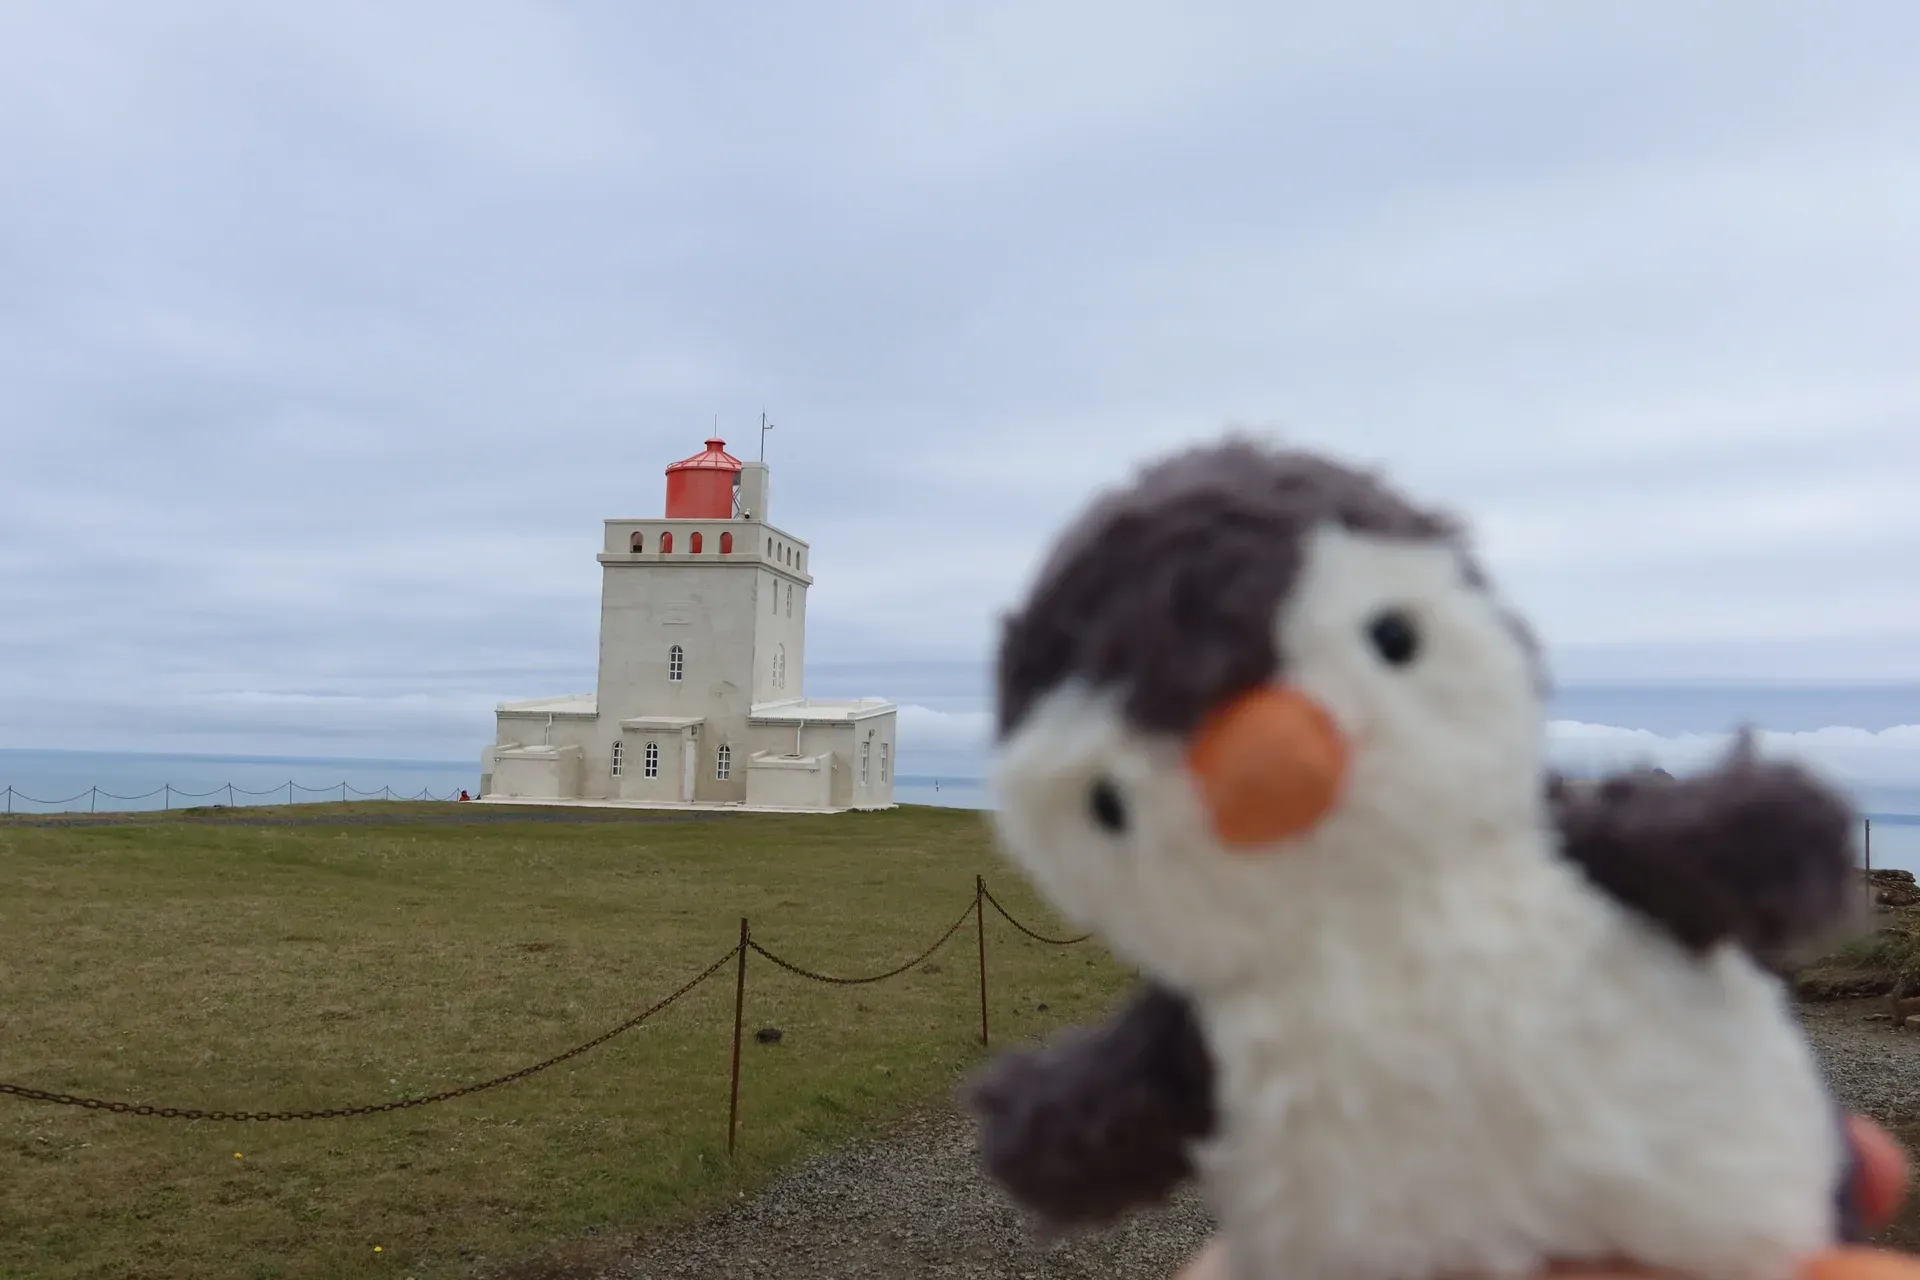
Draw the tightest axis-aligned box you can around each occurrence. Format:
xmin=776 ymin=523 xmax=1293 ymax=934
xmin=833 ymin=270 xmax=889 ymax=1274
xmin=0 ymin=803 xmax=1133 ymax=1280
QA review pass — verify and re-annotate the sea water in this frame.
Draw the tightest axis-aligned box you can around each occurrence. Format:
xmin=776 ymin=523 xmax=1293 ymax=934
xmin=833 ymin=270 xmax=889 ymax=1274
xmin=3 ymin=682 xmax=1916 ymax=867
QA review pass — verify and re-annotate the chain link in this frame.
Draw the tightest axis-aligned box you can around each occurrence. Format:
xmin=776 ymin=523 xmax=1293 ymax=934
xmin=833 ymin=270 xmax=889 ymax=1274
xmin=748 ymin=899 xmax=979 ymax=984
xmin=1 ymin=880 xmax=1094 ymax=1123
xmin=0 ymin=944 xmax=741 ymax=1122
xmin=981 ymin=888 xmax=1091 ymax=946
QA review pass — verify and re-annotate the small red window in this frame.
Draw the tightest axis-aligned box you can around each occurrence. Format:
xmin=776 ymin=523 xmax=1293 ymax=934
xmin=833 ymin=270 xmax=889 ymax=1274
xmin=719 ymin=531 xmax=734 ymax=554
xmin=690 ymin=532 xmax=704 ymax=553
xmin=660 ymin=532 xmax=673 ymax=553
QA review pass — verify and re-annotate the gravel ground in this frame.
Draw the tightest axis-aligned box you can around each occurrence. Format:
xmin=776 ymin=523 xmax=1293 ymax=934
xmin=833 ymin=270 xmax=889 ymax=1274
xmin=1798 ymin=999 xmax=1920 ymax=1123
xmin=597 ymin=1002 xmax=1920 ymax=1280
xmin=603 ymin=1106 xmax=1213 ymax=1280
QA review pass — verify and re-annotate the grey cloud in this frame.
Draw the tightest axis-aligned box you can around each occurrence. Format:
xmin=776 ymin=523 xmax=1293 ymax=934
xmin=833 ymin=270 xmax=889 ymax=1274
xmin=2 ymin=1 xmax=1917 ymax=761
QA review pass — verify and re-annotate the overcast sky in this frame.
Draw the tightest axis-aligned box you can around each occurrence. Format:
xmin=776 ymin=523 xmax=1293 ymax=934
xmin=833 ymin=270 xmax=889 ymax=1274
xmin=3 ymin=1 xmax=1918 ymax=765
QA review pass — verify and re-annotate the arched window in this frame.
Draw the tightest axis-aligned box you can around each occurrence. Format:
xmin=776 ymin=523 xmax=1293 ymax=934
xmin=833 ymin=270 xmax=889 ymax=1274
xmin=774 ymin=644 xmax=785 ymax=689
xmin=796 ymin=552 xmax=802 ymax=572
xmin=629 ymin=532 xmax=645 ymax=552
xmin=786 ymin=584 xmax=793 ymax=617
xmin=660 ymin=531 xmax=673 ymax=554
xmin=690 ymin=531 xmax=703 ymax=553
xmin=643 ymin=742 xmax=660 ymax=778
xmin=766 ymin=537 xmax=772 ymax=556
xmin=668 ymin=644 xmax=684 ymax=682
xmin=716 ymin=743 xmax=732 ymax=781
xmin=611 ymin=740 xmax=624 ymax=776
xmin=719 ymin=531 xmax=733 ymax=554
xmin=770 ymin=578 xmax=777 ymax=614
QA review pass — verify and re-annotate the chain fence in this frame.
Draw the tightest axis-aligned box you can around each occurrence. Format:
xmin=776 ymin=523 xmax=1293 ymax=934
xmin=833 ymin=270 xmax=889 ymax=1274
xmin=0 ymin=875 xmax=1093 ymax=1157
xmin=2 ymin=780 xmax=471 ymax=815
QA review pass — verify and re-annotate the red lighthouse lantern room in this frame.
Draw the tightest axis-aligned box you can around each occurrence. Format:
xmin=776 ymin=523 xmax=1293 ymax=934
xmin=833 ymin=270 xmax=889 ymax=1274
xmin=664 ymin=437 xmax=744 ymax=519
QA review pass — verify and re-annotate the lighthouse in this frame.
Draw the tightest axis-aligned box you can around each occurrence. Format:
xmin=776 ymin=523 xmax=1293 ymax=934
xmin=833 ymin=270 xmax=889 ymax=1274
xmin=480 ymin=436 xmax=899 ymax=812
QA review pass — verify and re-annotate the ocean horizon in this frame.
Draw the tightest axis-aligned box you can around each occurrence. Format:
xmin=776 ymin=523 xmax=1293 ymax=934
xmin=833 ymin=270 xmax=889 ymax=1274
xmin=5 ymin=681 xmax=1918 ymax=866
xmin=4 ymin=722 xmax=1917 ymax=872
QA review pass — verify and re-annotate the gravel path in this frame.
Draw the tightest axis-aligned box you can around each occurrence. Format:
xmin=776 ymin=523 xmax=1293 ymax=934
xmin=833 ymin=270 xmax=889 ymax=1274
xmin=598 ymin=1002 xmax=1920 ymax=1280
xmin=1798 ymin=999 xmax=1920 ymax=1123
xmin=603 ymin=1107 xmax=1213 ymax=1280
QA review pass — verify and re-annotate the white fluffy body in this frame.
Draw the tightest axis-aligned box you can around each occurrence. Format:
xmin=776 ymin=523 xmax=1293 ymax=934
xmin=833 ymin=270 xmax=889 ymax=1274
xmin=990 ymin=525 xmax=1841 ymax=1280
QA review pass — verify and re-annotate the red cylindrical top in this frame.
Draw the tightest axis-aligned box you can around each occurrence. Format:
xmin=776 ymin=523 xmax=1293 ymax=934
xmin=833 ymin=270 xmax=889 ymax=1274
xmin=664 ymin=437 xmax=743 ymax=518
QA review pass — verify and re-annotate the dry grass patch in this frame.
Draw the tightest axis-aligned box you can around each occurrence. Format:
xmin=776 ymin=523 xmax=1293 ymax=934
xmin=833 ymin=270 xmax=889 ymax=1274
xmin=0 ymin=803 xmax=1131 ymax=1280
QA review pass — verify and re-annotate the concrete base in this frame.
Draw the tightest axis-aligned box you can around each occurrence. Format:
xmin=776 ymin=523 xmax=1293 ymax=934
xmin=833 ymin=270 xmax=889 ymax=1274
xmin=472 ymin=794 xmax=899 ymax=816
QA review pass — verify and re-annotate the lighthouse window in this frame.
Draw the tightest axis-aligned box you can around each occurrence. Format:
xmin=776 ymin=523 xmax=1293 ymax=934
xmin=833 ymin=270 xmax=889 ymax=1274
xmin=716 ymin=743 xmax=732 ymax=781
xmin=660 ymin=531 xmax=673 ymax=554
xmin=668 ymin=644 xmax=685 ymax=682
xmin=880 ymin=742 xmax=890 ymax=783
xmin=766 ymin=536 xmax=772 ymax=556
xmin=786 ymin=584 xmax=792 ymax=617
xmin=644 ymin=742 xmax=660 ymax=778
xmin=629 ymin=532 xmax=645 ymax=552
xmin=611 ymin=740 xmax=624 ymax=777
xmin=690 ymin=531 xmax=703 ymax=554
xmin=770 ymin=579 xmax=777 ymax=613
xmin=720 ymin=531 xmax=733 ymax=554
xmin=860 ymin=741 xmax=870 ymax=785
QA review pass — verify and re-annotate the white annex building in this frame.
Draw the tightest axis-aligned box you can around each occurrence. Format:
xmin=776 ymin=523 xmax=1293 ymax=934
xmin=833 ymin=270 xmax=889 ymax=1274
xmin=478 ymin=436 xmax=899 ymax=812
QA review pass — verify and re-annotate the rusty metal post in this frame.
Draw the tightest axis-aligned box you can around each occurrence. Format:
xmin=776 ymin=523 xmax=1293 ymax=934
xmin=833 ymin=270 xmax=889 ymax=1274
xmin=1865 ymin=817 xmax=1874 ymax=912
xmin=727 ymin=917 xmax=749 ymax=1157
xmin=976 ymin=875 xmax=989 ymax=1048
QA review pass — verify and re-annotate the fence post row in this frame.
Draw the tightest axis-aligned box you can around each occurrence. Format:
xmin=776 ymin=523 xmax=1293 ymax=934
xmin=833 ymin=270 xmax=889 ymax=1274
xmin=0 ymin=875 xmax=1086 ymax=1162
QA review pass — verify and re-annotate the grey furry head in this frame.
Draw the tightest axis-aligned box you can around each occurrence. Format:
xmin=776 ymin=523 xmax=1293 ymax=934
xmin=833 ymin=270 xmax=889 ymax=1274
xmin=995 ymin=437 xmax=1541 ymax=739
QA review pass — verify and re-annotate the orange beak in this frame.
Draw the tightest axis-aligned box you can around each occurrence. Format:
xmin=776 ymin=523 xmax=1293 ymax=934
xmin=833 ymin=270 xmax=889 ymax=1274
xmin=1186 ymin=686 xmax=1349 ymax=849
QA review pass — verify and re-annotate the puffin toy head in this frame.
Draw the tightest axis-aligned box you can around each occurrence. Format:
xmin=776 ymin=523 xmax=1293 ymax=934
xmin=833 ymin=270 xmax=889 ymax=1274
xmin=990 ymin=437 xmax=1549 ymax=995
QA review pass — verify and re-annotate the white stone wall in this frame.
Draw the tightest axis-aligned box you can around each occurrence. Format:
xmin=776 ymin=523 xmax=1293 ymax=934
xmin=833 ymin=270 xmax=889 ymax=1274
xmin=490 ymin=714 xmax=600 ymax=801
xmin=612 ymin=729 xmax=693 ymax=803
xmin=846 ymin=712 xmax=898 ymax=810
xmin=591 ymin=560 xmax=750 ymax=802
xmin=491 ymin=745 xmax=584 ymax=799
xmin=750 ymin=536 xmax=810 ymax=705
xmin=745 ymin=750 xmax=833 ymax=808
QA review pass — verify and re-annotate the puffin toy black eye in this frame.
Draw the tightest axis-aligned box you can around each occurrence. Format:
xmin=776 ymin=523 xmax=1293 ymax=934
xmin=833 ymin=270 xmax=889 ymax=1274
xmin=1089 ymin=777 xmax=1128 ymax=833
xmin=1366 ymin=608 xmax=1420 ymax=667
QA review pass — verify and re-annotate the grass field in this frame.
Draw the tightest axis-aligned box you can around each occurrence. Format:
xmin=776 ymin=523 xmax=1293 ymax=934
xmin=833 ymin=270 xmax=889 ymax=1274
xmin=0 ymin=802 xmax=1134 ymax=1280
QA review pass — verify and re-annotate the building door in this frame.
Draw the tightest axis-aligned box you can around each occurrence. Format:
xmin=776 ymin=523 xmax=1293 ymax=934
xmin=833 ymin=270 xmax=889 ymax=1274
xmin=681 ymin=730 xmax=697 ymax=802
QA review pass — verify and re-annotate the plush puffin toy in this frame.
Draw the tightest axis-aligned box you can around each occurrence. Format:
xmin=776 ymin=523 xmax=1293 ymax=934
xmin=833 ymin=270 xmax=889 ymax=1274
xmin=966 ymin=438 xmax=1865 ymax=1280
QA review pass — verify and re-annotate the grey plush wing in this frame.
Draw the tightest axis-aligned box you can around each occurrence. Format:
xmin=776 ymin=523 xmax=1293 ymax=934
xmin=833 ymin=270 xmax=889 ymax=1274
xmin=1547 ymin=731 xmax=1860 ymax=960
xmin=964 ymin=982 xmax=1217 ymax=1228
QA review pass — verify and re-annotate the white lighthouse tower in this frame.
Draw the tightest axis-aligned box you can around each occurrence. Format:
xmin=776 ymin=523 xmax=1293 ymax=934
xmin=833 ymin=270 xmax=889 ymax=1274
xmin=479 ymin=436 xmax=899 ymax=812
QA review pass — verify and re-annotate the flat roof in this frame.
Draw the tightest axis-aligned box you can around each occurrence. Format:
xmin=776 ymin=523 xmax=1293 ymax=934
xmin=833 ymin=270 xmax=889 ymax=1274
xmin=620 ymin=715 xmax=706 ymax=730
xmin=748 ymin=697 xmax=896 ymax=724
xmin=497 ymin=695 xmax=597 ymax=716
